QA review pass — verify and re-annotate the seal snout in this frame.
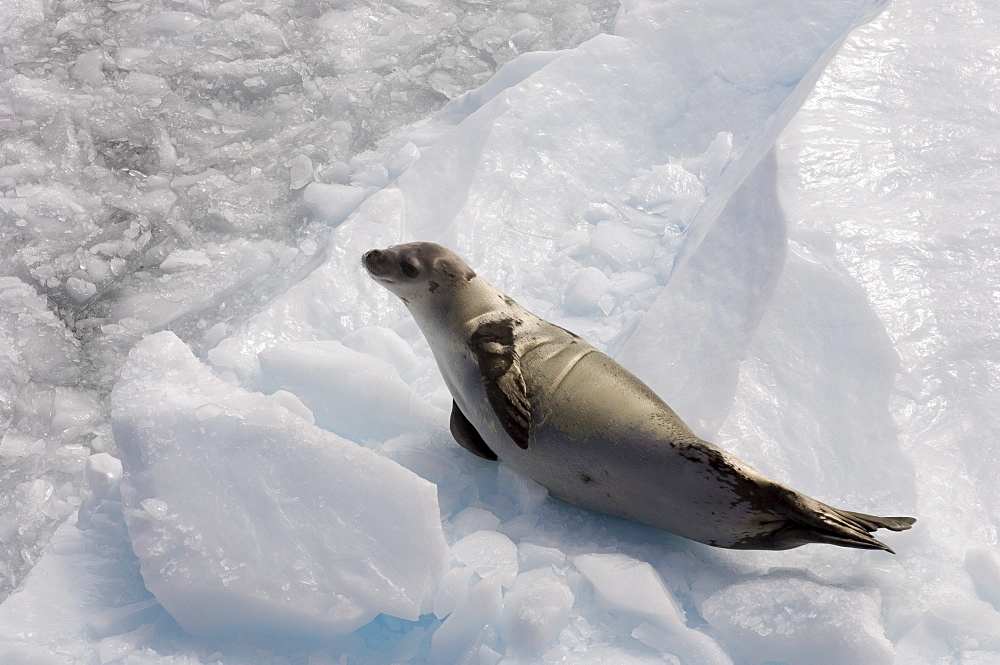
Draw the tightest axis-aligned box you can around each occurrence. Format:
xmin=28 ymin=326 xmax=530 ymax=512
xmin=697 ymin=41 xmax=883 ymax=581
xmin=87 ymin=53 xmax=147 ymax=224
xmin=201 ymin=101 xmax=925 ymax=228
xmin=363 ymin=249 xmax=384 ymax=276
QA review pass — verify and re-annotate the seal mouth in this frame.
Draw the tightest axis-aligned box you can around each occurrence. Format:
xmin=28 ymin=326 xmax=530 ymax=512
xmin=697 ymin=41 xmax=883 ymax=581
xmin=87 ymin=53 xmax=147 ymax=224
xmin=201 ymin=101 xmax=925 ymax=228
xmin=363 ymin=249 xmax=385 ymax=277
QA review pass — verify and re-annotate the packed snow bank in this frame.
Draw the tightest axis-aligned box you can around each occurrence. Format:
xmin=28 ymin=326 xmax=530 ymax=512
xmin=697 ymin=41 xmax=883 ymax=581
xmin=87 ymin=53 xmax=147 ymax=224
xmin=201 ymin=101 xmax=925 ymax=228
xmin=111 ymin=332 xmax=448 ymax=636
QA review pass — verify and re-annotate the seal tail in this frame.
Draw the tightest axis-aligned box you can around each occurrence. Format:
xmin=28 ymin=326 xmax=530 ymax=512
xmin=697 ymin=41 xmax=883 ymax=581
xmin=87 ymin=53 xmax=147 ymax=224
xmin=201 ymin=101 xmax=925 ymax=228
xmin=833 ymin=509 xmax=916 ymax=534
xmin=775 ymin=495 xmax=916 ymax=553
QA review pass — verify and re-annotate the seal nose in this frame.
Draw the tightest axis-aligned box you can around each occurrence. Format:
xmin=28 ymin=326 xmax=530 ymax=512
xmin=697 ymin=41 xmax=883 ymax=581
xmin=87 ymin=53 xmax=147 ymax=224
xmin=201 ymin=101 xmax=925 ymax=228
xmin=363 ymin=249 xmax=383 ymax=274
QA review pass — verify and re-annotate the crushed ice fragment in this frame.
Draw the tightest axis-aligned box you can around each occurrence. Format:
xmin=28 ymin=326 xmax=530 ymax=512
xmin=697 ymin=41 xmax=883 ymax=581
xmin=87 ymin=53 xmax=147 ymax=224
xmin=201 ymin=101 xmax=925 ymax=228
xmin=429 ymin=575 xmax=503 ymax=665
xmin=703 ymin=577 xmax=891 ymax=665
xmin=450 ymin=530 xmax=519 ymax=589
xmin=286 ymin=154 xmax=314 ymax=190
xmin=496 ymin=464 xmax=548 ymax=514
xmin=500 ymin=567 xmax=575 ymax=653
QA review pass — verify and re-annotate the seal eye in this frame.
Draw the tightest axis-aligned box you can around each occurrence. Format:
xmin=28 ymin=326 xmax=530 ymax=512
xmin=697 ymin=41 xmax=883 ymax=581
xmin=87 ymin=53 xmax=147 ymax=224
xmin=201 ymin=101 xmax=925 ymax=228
xmin=399 ymin=261 xmax=419 ymax=278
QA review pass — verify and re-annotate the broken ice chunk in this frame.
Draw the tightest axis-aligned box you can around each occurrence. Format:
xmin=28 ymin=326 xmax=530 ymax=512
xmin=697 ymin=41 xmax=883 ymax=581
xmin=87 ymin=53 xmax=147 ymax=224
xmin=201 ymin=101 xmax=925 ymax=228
xmin=499 ymin=567 xmax=575 ymax=653
xmin=111 ymin=332 xmax=448 ymax=637
xmin=576 ymin=553 xmax=732 ymax=665
xmin=703 ymin=576 xmax=890 ymax=665
xmin=257 ymin=339 xmax=443 ymax=443
xmin=450 ymin=530 xmax=519 ymax=589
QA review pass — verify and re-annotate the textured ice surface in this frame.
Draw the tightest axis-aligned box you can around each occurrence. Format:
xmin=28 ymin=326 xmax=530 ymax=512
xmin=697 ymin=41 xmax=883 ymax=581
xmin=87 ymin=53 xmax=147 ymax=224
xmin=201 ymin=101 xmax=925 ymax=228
xmin=450 ymin=531 xmax=520 ymax=589
xmin=702 ymin=576 xmax=893 ymax=665
xmin=576 ymin=553 xmax=733 ymax=665
xmin=0 ymin=279 xmax=92 ymax=591
xmin=500 ymin=566 xmax=575 ymax=653
xmin=1 ymin=0 xmax=999 ymax=662
xmin=111 ymin=332 xmax=447 ymax=636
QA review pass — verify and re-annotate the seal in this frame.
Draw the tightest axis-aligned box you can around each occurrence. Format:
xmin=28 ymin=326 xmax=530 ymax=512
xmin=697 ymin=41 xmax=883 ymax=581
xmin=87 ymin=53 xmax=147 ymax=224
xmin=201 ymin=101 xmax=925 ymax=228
xmin=363 ymin=242 xmax=916 ymax=552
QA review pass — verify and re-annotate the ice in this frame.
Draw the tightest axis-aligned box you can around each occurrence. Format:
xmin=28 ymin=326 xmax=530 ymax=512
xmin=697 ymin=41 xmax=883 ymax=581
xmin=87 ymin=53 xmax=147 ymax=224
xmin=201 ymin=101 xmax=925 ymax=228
xmin=703 ymin=576 xmax=893 ymax=665
xmin=576 ymin=553 xmax=732 ymax=665
xmin=0 ymin=0 xmax=43 ymax=41
xmin=285 ymin=154 xmax=315 ymax=190
xmin=589 ymin=221 xmax=661 ymax=271
xmin=429 ymin=575 xmax=504 ymax=665
xmin=97 ymin=625 xmax=156 ymax=665
xmin=518 ymin=543 xmax=568 ymax=572
xmin=158 ymin=249 xmax=211 ymax=273
xmin=340 ymin=325 xmax=424 ymax=382
xmin=71 ymin=51 xmax=107 ymax=87
xmin=111 ymin=332 xmax=447 ymax=636
xmin=76 ymin=453 xmax=122 ymax=531
xmin=615 ymin=151 xmax=788 ymax=434
xmin=0 ymin=279 xmax=88 ymax=593
xmin=0 ymin=459 xmax=158 ymax=662
xmin=433 ymin=566 xmax=477 ymax=620
xmin=112 ymin=239 xmax=284 ymax=332
xmin=496 ymin=463 xmax=549 ymax=514
xmin=65 ymin=276 xmax=97 ymax=303
xmin=257 ymin=339 xmax=444 ymax=443
xmin=448 ymin=508 xmax=502 ymax=541
xmin=500 ymin=567 xmax=576 ymax=653
xmin=301 ymin=182 xmax=373 ymax=227
xmin=450 ymin=531 xmax=519 ymax=589
xmin=147 ymin=11 xmax=203 ymax=34
xmin=564 ymin=266 xmax=615 ymax=315
xmin=966 ymin=549 xmax=1000 ymax=611
xmin=122 ymin=73 xmax=172 ymax=100
xmin=2 ymin=0 xmax=999 ymax=661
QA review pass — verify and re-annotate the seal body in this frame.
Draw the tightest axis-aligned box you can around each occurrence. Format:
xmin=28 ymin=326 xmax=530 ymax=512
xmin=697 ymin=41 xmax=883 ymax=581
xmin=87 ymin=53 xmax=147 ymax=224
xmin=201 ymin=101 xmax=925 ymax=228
xmin=363 ymin=242 xmax=915 ymax=552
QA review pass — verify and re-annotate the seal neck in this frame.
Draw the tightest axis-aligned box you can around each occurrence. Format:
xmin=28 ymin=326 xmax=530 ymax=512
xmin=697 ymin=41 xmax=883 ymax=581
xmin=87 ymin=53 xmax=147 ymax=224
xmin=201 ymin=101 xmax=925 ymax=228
xmin=410 ymin=276 xmax=519 ymax=339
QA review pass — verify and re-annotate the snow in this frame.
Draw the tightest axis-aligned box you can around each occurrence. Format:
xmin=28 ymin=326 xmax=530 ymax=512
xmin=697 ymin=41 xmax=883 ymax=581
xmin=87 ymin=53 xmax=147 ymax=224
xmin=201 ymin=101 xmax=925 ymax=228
xmin=0 ymin=0 xmax=998 ymax=662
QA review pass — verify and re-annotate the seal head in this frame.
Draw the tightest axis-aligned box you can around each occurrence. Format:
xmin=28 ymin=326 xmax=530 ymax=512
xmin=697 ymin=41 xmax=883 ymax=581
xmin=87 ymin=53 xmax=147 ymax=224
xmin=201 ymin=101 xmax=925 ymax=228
xmin=363 ymin=242 xmax=475 ymax=306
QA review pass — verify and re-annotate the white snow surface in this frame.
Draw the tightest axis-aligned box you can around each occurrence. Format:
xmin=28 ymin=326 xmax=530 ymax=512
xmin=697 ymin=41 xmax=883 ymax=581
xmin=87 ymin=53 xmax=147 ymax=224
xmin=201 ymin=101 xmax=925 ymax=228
xmin=1 ymin=0 xmax=999 ymax=662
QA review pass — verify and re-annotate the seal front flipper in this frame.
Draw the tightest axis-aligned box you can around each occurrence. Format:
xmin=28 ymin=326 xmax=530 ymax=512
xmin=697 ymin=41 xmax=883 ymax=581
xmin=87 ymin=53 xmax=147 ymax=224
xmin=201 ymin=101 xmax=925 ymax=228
xmin=469 ymin=319 xmax=532 ymax=449
xmin=449 ymin=401 xmax=498 ymax=461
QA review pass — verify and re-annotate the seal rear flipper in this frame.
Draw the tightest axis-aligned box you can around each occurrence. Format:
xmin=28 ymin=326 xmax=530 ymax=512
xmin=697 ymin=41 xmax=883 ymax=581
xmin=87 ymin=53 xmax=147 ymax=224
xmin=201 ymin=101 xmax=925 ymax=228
xmin=449 ymin=401 xmax=498 ymax=461
xmin=832 ymin=509 xmax=916 ymax=532
xmin=770 ymin=493 xmax=913 ymax=553
xmin=469 ymin=319 xmax=532 ymax=449
xmin=739 ymin=522 xmax=896 ymax=552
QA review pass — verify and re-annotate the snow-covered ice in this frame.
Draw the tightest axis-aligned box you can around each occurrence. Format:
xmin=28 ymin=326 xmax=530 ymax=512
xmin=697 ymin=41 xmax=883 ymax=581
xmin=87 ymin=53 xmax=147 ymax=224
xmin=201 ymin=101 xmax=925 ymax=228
xmin=1 ymin=0 xmax=999 ymax=662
